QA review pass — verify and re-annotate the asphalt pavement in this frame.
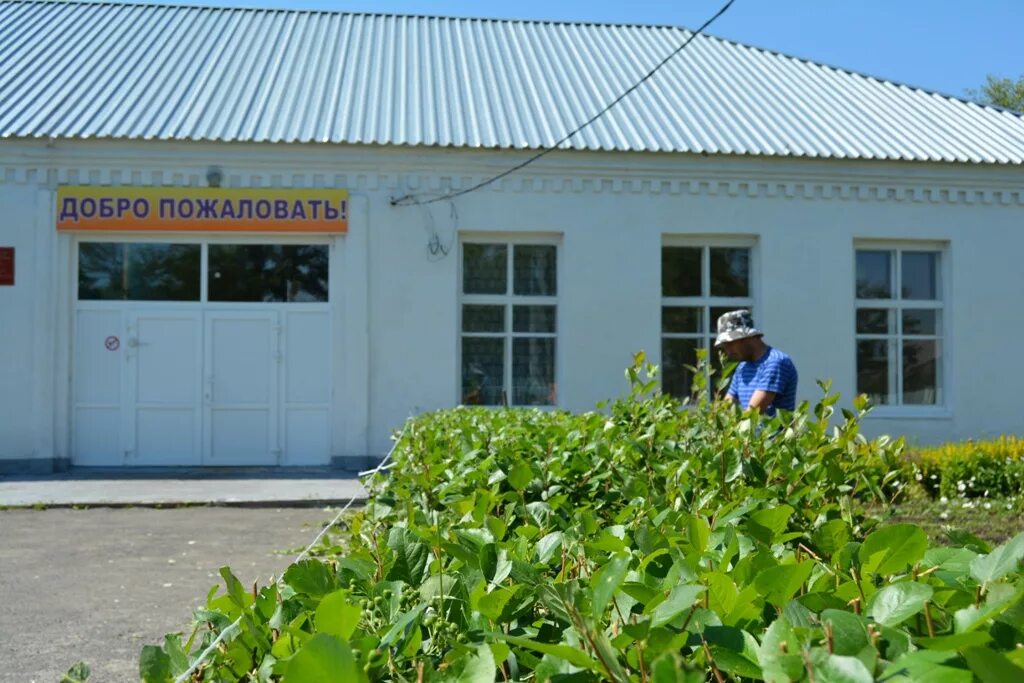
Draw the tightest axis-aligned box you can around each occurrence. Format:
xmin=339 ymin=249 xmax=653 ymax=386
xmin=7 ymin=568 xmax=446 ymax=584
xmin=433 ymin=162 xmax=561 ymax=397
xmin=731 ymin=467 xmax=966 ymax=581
xmin=0 ymin=506 xmax=337 ymax=682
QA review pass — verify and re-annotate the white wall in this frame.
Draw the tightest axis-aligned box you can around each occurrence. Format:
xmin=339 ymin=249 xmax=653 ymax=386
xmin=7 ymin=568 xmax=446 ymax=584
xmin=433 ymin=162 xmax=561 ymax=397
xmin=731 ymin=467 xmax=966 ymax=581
xmin=1 ymin=141 xmax=1022 ymax=470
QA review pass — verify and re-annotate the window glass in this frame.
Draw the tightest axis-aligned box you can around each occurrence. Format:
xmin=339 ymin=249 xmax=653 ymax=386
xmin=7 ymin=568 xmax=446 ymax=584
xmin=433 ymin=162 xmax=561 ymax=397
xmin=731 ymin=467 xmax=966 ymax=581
xmin=856 ymin=250 xmax=892 ymax=299
xmin=513 ymin=305 xmax=556 ymax=333
xmin=901 ymin=252 xmax=938 ymax=300
xmin=662 ymin=338 xmax=699 ymax=399
xmin=462 ymin=337 xmax=505 ymax=405
xmin=661 ymin=247 xmax=701 ymax=297
xmin=857 ymin=340 xmax=893 ymax=405
xmin=512 ymin=338 xmax=555 ymax=405
xmin=462 ymin=305 xmax=505 ymax=333
xmin=78 ymin=242 xmax=200 ymax=301
xmin=902 ymin=309 xmax=938 ymax=336
xmin=208 ymin=245 xmax=328 ymax=302
xmin=856 ymin=308 xmax=893 ymax=335
xmin=709 ymin=247 xmax=750 ymax=297
xmin=463 ymin=244 xmax=507 ymax=294
xmin=903 ymin=340 xmax=939 ymax=405
xmin=513 ymin=245 xmax=557 ymax=296
xmin=662 ymin=306 xmax=703 ymax=334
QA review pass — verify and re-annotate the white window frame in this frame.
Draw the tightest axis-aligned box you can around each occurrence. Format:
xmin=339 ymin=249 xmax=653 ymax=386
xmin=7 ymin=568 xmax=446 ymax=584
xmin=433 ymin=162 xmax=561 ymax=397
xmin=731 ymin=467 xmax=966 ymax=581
xmin=458 ymin=235 xmax=561 ymax=408
xmin=854 ymin=241 xmax=950 ymax=418
xmin=661 ymin=236 xmax=758 ymax=397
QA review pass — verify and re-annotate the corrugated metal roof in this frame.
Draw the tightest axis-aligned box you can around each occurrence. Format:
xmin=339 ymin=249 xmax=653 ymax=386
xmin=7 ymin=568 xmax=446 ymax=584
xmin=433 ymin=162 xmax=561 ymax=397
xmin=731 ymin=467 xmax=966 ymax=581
xmin=2 ymin=0 xmax=1023 ymax=164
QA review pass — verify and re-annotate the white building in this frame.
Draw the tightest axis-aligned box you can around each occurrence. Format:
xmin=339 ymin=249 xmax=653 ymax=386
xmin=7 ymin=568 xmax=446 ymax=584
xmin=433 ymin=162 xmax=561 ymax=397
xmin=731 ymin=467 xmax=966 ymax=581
xmin=2 ymin=2 xmax=1023 ymax=473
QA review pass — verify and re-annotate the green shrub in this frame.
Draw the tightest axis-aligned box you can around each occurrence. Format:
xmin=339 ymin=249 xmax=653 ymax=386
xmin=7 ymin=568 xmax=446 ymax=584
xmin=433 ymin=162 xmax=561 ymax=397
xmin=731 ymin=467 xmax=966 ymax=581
xmin=140 ymin=356 xmax=1024 ymax=682
xmin=906 ymin=436 xmax=1024 ymax=501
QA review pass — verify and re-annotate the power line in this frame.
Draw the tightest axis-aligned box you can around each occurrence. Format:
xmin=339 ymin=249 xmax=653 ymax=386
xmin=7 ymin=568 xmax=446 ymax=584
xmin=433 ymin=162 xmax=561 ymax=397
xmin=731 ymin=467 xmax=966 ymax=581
xmin=390 ymin=0 xmax=736 ymax=207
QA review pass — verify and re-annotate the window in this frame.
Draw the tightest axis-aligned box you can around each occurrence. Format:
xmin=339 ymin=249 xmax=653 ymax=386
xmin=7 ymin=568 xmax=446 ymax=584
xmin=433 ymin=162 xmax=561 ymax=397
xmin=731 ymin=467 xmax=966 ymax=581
xmin=77 ymin=242 xmax=327 ymax=302
xmin=208 ymin=244 xmax=328 ymax=302
xmin=661 ymin=243 xmax=754 ymax=397
xmin=78 ymin=242 xmax=200 ymax=301
xmin=460 ymin=242 xmax=557 ymax=406
xmin=855 ymin=247 xmax=944 ymax=407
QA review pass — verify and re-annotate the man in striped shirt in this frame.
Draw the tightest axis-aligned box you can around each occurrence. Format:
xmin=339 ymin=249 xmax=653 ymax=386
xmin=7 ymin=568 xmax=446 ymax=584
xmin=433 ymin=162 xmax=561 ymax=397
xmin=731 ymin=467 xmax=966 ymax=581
xmin=715 ymin=309 xmax=798 ymax=416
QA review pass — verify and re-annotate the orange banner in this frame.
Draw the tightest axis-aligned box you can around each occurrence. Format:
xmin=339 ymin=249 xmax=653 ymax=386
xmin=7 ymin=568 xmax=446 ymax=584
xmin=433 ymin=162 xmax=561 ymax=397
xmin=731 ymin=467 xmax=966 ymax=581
xmin=56 ymin=187 xmax=348 ymax=233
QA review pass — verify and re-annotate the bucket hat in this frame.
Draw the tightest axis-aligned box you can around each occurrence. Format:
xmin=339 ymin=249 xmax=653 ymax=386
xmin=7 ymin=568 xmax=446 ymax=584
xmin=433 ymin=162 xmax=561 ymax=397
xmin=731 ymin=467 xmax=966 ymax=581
xmin=714 ymin=309 xmax=763 ymax=347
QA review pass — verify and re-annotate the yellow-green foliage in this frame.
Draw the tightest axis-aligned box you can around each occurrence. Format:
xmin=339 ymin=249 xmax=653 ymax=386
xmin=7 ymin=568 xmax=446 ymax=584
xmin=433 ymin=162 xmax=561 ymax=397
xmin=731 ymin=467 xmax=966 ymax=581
xmin=907 ymin=436 xmax=1024 ymax=499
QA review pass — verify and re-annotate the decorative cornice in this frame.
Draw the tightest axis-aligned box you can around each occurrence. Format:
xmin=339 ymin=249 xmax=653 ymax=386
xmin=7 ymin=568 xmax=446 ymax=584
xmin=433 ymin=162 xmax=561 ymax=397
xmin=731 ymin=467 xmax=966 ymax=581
xmin=1 ymin=143 xmax=1023 ymax=207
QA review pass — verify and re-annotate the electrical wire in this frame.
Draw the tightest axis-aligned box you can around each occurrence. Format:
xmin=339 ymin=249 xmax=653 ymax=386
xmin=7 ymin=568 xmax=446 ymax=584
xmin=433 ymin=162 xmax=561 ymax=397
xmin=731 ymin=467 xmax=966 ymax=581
xmin=390 ymin=0 xmax=736 ymax=207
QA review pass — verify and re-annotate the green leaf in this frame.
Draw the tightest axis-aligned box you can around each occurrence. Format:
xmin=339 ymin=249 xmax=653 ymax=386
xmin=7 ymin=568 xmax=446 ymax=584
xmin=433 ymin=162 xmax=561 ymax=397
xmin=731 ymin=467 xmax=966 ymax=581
xmin=759 ymin=617 xmax=804 ymax=683
xmin=60 ymin=662 xmax=91 ymax=683
xmin=508 ymin=460 xmax=533 ymax=491
xmin=386 ymin=527 xmax=430 ymax=586
xmin=883 ymin=650 xmax=971 ymax=683
xmin=686 ymin=515 xmax=711 ymax=555
xmin=591 ymin=553 xmax=631 ymax=618
xmin=481 ymin=543 xmax=512 ymax=586
xmin=315 ymin=590 xmax=361 ymax=640
xmin=970 ymin=532 xmax=1024 ymax=585
xmin=753 ymin=562 xmax=814 ymax=608
xmin=139 ymin=645 xmax=171 ymax=683
xmin=440 ymin=643 xmax=497 ymax=683
xmin=954 ymin=585 xmax=1023 ymax=633
xmin=923 ymin=547 xmax=978 ymax=574
xmin=478 ymin=587 xmax=516 ymax=622
xmin=284 ymin=560 xmax=336 ymax=598
xmin=218 ymin=566 xmax=249 ymax=609
xmin=813 ymin=654 xmax=874 ymax=683
xmin=867 ymin=581 xmax=933 ymax=627
xmin=963 ymin=646 xmax=1024 ymax=683
xmin=163 ymin=634 xmax=189 ymax=674
xmin=650 ymin=652 xmax=703 ymax=683
xmin=821 ymin=609 xmax=869 ymax=656
xmin=536 ymin=531 xmax=564 ymax=564
xmin=648 ymin=584 xmax=705 ymax=628
xmin=946 ymin=529 xmax=992 ymax=554
xmin=708 ymin=646 xmax=762 ymax=679
xmin=916 ymin=631 xmax=992 ymax=650
xmin=813 ymin=520 xmax=852 ymax=557
xmin=380 ymin=604 xmax=427 ymax=646
xmin=745 ymin=505 xmax=794 ymax=545
xmin=859 ymin=524 xmax=928 ymax=576
xmin=283 ymin=633 xmax=363 ymax=683
xmin=489 ymin=633 xmax=602 ymax=673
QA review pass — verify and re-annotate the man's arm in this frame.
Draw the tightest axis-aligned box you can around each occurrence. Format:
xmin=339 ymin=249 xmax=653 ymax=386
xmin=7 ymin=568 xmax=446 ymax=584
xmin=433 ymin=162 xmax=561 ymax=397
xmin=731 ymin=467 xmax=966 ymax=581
xmin=747 ymin=390 xmax=777 ymax=413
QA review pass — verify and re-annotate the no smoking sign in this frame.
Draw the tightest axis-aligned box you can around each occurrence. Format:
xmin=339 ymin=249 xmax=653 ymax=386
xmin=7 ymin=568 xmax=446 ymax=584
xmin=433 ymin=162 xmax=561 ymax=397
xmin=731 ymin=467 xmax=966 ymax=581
xmin=105 ymin=336 xmax=120 ymax=351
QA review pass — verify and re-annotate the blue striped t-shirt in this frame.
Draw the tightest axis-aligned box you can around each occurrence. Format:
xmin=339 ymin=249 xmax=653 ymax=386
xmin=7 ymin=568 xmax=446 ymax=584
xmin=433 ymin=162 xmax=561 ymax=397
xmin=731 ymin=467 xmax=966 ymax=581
xmin=727 ymin=347 xmax=798 ymax=416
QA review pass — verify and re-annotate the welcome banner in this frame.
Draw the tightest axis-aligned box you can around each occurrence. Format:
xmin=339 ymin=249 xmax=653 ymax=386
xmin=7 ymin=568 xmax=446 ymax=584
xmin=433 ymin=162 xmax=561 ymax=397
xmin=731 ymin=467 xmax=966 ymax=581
xmin=57 ymin=187 xmax=349 ymax=233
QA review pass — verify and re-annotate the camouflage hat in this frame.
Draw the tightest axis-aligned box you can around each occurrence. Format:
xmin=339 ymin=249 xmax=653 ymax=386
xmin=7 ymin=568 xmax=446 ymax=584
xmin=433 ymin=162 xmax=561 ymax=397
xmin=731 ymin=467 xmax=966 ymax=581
xmin=715 ymin=309 xmax=763 ymax=347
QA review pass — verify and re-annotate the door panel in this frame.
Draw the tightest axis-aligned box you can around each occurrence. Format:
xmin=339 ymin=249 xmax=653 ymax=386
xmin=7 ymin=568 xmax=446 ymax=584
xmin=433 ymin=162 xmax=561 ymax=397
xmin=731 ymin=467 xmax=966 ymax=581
xmin=73 ymin=309 xmax=124 ymax=465
xmin=127 ymin=311 xmax=202 ymax=466
xmin=204 ymin=312 xmax=279 ymax=465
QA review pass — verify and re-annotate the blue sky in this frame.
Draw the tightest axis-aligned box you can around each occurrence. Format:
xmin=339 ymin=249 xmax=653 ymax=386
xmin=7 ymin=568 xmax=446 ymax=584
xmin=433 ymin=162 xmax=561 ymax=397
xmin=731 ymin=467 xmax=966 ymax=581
xmin=135 ymin=0 xmax=1022 ymax=98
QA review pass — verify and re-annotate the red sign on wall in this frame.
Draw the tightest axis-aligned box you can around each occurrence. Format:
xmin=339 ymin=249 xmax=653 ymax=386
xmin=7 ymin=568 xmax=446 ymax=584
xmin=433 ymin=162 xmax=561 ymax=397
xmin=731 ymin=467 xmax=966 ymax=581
xmin=0 ymin=247 xmax=13 ymax=286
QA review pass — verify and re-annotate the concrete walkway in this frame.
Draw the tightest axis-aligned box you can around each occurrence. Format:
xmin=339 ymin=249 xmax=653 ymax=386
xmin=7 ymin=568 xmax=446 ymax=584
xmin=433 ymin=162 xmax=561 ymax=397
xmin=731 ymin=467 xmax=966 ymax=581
xmin=0 ymin=468 xmax=369 ymax=507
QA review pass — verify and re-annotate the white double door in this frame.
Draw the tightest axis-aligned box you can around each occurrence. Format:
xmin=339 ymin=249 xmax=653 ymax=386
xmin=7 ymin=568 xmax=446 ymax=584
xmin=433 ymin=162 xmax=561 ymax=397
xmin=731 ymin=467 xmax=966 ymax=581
xmin=126 ymin=309 xmax=281 ymax=466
